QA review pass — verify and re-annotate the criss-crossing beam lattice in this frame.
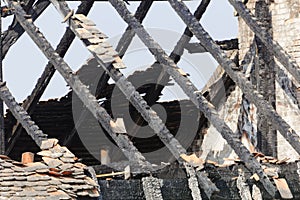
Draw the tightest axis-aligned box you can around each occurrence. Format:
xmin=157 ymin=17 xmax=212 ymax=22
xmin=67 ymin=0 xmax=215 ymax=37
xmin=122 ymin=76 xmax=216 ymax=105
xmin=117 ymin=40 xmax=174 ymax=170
xmin=166 ymin=0 xmax=300 ymax=154
xmin=108 ymin=0 xmax=277 ymax=196
xmin=127 ymin=0 xmax=211 ymax=138
xmin=49 ymin=1 xmax=218 ymax=198
xmin=63 ymin=0 xmax=153 ymax=147
xmin=7 ymin=0 xmax=154 ymax=171
xmin=6 ymin=0 xmax=95 ymax=155
xmin=4 ymin=0 xmax=300 ymax=198
xmin=2 ymin=0 xmax=50 ymax=59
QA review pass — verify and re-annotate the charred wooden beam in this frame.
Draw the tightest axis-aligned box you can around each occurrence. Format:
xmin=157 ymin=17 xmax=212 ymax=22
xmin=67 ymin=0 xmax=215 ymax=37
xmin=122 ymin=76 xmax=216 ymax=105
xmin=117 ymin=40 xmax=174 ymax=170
xmin=254 ymin=0 xmax=277 ymax=157
xmin=0 ymin=82 xmax=47 ymax=147
xmin=108 ymin=0 xmax=276 ymax=196
xmin=144 ymin=0 xmax=211 ymax=106
xmin=167 ymin=0 xmax=300 ymax=154
xmin=0 ymin=0 xmax=4 ymax=154
xmin=116 ymin=0 xmax=153 ymax=57
xmin=185 ymin=38 xmax=238 ymax=53
xmin=142 ymin=176 xmax=164 ymax=200
xmin=8 ymin=0 xmax=152 ymax=171
xmin=50 ymin=1 xmax=215 ymax=198
xmin=5 ymin=0 xmax=95 ymax=155
xmin=228 ymin=0 xmax=300 ymax=85
xmin=2 ymin=0 xmax=50 ymax=59
xmin=64 ymin=0 xmax=153 ymax=146
xmin=98 ymin=162 xmax=300 ymax=199
xmin=127 ymin=0 xmax=211 ymax=151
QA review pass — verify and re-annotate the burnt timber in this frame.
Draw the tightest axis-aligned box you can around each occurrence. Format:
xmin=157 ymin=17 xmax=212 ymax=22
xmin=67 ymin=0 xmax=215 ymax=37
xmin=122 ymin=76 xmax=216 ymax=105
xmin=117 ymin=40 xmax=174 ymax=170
xmin=1 ymin=0 xmax=300 ymax=199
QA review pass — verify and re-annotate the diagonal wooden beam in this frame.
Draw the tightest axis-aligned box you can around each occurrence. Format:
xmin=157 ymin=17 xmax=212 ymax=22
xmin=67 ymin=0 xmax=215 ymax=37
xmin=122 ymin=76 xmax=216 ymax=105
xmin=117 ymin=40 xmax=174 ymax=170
xmin=0 ymin=0 xmax=5 ymax=154
xmin=50 ymin=1 xmax=216 ymax=198
xmin=167 ymin=0 xmax=300 ymax=154
xmin=7 ymin=0 xmax=153 ymax=171
xmin=2 ymin=0 xmax=50 ymax=59
xmin=0 ymin=82 xmax=47 ymax=147
xmin=108 ymin=0 xmax=277 ymax=196
xmin=116 ymin=0 xmax=153 ymax=56
xmin=128 ymin=0 xmax=211 ymax=139
xmin=64 ymin=0 xmax=153 ymax=146
xmin=144 ymin=0 xmax=211 ymax=104
xmin=228 ymin=0 xmax=300 ymax=85
xmin=5 ymin=0 xmax=95 ymax=155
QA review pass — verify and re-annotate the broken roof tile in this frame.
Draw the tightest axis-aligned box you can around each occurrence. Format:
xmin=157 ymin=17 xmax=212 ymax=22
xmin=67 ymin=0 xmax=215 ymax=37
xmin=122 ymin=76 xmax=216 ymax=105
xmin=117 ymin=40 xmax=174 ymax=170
xmin=40 ymin=139 xmax=59 ymax=150
xmin=59 ymin=163 xmax=73 ymax=171
xmin=43 ymin=157 xmax=64 ymax=168
xmin=60 ymin=157 xmax=75 ymax=163
xmin=0 ymin=162 xmax=14 ymax=168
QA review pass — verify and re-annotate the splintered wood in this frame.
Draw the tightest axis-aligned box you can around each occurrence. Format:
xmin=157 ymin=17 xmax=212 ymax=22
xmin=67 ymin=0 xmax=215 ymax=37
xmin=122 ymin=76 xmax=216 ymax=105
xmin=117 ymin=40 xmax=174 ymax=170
xmin=110 ymin=118 xmax=127 ymax=133
xmin=180 ymin=153 xmax=204 ymax=169
xmin=273 ymin=178 xmax=293 ymax=199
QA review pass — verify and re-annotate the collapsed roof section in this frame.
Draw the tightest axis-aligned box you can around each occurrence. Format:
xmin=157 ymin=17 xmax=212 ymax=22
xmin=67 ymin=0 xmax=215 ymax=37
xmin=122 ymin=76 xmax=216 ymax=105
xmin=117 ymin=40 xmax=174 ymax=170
xmin=0 ymin=0 xmax=300 ymax=199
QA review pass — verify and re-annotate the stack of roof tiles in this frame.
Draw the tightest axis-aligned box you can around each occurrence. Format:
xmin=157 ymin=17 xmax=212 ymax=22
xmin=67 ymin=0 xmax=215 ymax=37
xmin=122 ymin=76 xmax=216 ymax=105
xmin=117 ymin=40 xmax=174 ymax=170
xmin=0 ymin=139 xmax=99 ymax=199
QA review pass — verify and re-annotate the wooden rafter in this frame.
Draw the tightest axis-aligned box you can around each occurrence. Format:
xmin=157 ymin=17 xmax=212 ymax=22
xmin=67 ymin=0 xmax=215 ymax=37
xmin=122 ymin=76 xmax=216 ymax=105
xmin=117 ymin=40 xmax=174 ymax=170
xmin=2 ymin=0 xmax=50 ymax=59
xmin=167 ymin=0 xmax=300 ymax=155
xmin=64 ymin=0 xmax=153 ymax=146
xmin=7 ymin=0 xmax=153 ymax=171
xmin=108 ymin=0 xmax=277 ymax=196
xmin=49 ymin=1 xmax=217 ymax=198
xmin=6 ymin=0 xmax=95 ymax=156
xmin=116 ymin=0 xmax=153 ymax=57
xmin=129 ymin=0 xmax=211 ymax=139
xmin=0 ymin=82 xmax=47 ymax=147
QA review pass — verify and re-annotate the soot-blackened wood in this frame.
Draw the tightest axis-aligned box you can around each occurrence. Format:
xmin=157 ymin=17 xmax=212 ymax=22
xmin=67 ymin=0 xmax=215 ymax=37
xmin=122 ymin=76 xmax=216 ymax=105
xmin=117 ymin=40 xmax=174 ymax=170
xmin=8 ymin=1 xmax=152 ymax=171
xmin=168 ymin=0 xmax=300 ymax=194
xmin=167 ymin=0 xmax=300 ymax=153
xmin=108 ymin=0 xmax=276 ymax=196
xmin=128 ymin=0 xmax=211 ymax=148
xmin=50 ymin=1 xmax=212 ymax=198
xmin=63 ymin=0 xmax=153 ymax=146
xmin=69 ymin=0 xmax=153 ymax=143
xmin=6 ymin=0 xmax=95 ymax=156
xmin=51 ymin=0 xmax=187 ymax=161
xmin=228 ymin=0 xmax=300 ymax=85
xmin=254 ymin=0 xmax=277 ymax=157
xmin=116 ymin=0 xmax=153 ymax=57
xmin=185 ymin=39 xmax=238 ymax=53
xmin=142 ymin=177 xmax=164 ymax=200
xmin=0 ymin=0 xmax=4 ymax=154
xmin=2 ymin=0 xmax=50 ymax=59
xmin=0 ymin=82 xmax=47 ymax=147
xmin=144 ymin=0 xmax=211 ymax=106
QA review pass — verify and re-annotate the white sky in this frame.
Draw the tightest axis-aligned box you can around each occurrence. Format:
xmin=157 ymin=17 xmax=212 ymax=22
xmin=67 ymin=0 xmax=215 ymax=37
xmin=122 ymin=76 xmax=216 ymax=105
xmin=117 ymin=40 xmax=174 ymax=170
xmin=2 ymin=0 xmax=238 ymax=103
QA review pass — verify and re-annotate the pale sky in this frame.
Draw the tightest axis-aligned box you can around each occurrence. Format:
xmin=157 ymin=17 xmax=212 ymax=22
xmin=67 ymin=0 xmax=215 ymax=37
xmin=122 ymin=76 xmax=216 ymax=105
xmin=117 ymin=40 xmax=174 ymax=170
xmin=2 ymin=0 xmax=238 ymax=103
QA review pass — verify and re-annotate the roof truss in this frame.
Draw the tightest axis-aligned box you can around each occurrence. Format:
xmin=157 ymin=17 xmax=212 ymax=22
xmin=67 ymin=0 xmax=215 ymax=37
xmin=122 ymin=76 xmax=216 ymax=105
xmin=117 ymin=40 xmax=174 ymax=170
xmin=1 ymin=0 xmax=300 ymax=198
